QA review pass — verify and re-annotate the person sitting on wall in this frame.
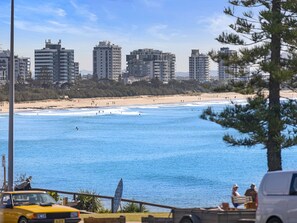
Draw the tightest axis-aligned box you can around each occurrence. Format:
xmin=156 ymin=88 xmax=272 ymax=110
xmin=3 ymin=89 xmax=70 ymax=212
xmin=244 ymin=183 xmax=258 ymax=209
xmin=244 ymin=183 xmax=258 ymax=202
xmin=232 ymin=184 xmax=240 ymax=208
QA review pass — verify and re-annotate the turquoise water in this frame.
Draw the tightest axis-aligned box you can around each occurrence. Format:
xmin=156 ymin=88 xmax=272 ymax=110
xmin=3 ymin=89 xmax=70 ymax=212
xmin=0 ymin=101 xmax=296 ymax=208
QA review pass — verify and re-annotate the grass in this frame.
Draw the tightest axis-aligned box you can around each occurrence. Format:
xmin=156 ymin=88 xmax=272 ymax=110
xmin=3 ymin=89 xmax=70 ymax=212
xmin=80 ymin=212 xmax=172 ymax=222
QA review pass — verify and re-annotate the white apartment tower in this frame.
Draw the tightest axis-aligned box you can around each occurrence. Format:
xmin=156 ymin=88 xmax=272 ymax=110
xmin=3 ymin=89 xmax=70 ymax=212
xmin=35 ymin=40 xmax=76 ymax=83
xmin=126 ymin=49 xmax=175 ymax=83
xmin=189 ymin=49 xmax=210 ymax=82
xmin=93 ymin=41 xmax=122 ymax=81
xmin=218 ymin=47 xmax=238 ymax=81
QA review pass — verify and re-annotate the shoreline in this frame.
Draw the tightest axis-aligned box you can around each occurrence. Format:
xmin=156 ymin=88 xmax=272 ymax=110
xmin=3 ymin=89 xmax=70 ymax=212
xmin=0 ymin=91 xmax=296 ymax=113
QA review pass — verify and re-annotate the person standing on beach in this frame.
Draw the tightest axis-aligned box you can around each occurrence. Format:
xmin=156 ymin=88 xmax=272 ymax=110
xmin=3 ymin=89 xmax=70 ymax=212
xmin=232 ymin=184 xmax=240 ymax=208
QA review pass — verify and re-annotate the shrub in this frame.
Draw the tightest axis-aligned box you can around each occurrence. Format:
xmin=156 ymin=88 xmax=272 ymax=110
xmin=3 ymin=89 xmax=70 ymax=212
xmin=121 ymin=201 xmax=148 ymax=213
xmin=75 ymin=190 xmax=108 ymax=213
xmin=48 ymin=191 xmax=60 ymax=202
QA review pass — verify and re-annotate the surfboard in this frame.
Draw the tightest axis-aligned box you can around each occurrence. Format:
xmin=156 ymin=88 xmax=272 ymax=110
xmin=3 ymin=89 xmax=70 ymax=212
xmin=112 ymin=178 xmax=123 ymax=213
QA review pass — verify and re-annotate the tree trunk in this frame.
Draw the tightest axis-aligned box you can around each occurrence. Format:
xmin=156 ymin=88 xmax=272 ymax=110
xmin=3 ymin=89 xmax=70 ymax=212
xmin=267 ymin=0 xmax=282 ymax=171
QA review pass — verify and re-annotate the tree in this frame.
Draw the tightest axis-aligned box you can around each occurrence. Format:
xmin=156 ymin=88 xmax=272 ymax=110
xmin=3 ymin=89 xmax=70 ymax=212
xmin=201 ymin=0 xmax=297 ymax=171
xmin=36 ymin=66 xmax=53 ymax=88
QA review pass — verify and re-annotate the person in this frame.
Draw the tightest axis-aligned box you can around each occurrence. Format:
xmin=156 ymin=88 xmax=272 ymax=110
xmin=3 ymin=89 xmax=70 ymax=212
xmin=232 ymin=184 xmax=240 ymax=208
xmin=245 ymin=183 xmax=258 ymax=202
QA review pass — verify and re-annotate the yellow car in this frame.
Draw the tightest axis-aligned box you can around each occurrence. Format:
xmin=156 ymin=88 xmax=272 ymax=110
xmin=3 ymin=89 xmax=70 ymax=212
xmin=0 ymin=190 xmax=81 ymax=223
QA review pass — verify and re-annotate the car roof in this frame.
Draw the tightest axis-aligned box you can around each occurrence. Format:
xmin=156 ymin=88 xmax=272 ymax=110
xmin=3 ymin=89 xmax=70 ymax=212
xmin=265 ymin=170 xmax=297 ymax=175
xmin=2 ymin=190 xmax=46 ymax=195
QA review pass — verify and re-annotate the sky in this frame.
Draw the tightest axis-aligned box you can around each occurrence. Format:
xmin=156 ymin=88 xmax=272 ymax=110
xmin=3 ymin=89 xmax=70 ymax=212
xmin=0 ymin=0 xmax=235 ymax=73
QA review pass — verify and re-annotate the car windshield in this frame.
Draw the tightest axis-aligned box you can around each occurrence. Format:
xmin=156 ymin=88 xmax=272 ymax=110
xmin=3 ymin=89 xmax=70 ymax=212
xmin=12 ymin=193 xmax=56 ymax=206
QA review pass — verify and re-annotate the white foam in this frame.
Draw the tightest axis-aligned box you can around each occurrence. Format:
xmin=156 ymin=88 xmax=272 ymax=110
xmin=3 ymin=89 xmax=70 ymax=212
xmin=15 ymin=99 xmax=251 ymax=116
xmin=17 ymin=107 xmax=142 ymax=116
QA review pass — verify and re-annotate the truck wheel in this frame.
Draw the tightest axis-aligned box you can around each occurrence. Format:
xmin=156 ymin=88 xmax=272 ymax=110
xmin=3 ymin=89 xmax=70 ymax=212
xmin=179 ymin=215 xmax=201 ymax=223
xmin=267 ymin=217 xmax=282 ymax=223
xmin=18 ymin=217 xmax=28 ymax=223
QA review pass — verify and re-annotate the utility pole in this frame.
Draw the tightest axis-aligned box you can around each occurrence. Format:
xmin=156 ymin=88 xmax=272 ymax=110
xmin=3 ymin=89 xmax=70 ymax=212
xmin=2 ymin=155 xmax=6 ymax=191
xmin=8 ymin=0 xmax=14 ymax=191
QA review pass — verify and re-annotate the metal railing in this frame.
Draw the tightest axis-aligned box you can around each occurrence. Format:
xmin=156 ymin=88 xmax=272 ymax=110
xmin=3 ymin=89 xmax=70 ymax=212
xmin=32 ymin=188 xmax=175 ymax=213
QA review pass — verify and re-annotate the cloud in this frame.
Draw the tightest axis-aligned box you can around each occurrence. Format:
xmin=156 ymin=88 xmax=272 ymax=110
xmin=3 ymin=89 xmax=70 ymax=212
xmin=198 ymin=13 xmax=233 ymax=36
xmin=69 ymin=0 xmax=98 ymax=22
xmin=147 ymin=24 xmax=169 ymax=40
xmin=16 ymin=5 xmax=67 ymax=17
xmin=102 ymin=7 xmax=117 ymax=20
xmin=15 ymin=19 xmax=91 ymax=36
xmin=141 ymin=0 xmax=163 ymax=8
xmin=15 ymin=20 xmax=60 ymax=34
xmin=47 ymin=20 xmax=68 ymax=28
xmin=147 ymin=24 xmax=181 ymax=41
xmin=14 ymin=19 xmax=128 ymax=41
xmin=56 ymin=8 xmax=67 ymax=17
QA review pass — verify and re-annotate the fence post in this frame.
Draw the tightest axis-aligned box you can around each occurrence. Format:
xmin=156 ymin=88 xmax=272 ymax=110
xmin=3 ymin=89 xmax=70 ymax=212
xmin=140 ymin=202 xmax=143 ymax=212
xmin=111 ymin=197 xmax=115 ymax=213
xmin=92 ymin=195 xmax=95 ymax=212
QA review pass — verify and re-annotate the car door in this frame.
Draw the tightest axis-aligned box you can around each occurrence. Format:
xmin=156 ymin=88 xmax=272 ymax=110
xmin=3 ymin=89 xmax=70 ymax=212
xmin=0 ymin=193 xmax=15 ymax=223
xmin=287 ymin=173 xmax=297 ymax=223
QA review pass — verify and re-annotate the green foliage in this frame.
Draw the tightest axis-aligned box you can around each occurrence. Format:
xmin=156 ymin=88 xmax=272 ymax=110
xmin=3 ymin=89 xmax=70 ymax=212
xmin=0 ymin=79 xmax=221 ymax=102
xmin=203 ymin=0 xmax=297 ymax=171
xmin=75 ymin=190 xmax=108 ymax=213
xmin=202 ymin=93 xmax=297 ymax=148
xmin=121 ymin=202 xmax=148 ymax=213
xmin=48 ymin=191 xmax=60 ymax=202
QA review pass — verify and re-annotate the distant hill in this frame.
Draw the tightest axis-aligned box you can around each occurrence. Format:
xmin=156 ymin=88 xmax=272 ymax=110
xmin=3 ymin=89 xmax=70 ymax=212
xmin=175 ymin=71 xmax=218 ymax=80
xmin=79 ymin=70 xmax=218 ymax=80
xmin=80 ymin=70 xmax=92 ymax=76
xmin=176 ymin=72 xmax=189 ymax=80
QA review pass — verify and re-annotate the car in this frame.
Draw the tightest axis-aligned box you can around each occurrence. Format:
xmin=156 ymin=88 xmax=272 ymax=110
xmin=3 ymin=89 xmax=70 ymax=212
xmin=256 ymin=170 xmax=297 ymax=223
xmin=0 ymin=190 xmax=81 ymax=223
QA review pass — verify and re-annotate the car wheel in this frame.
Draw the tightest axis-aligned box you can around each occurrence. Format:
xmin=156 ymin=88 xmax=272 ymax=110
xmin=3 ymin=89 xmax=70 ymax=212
xmin=18 ymin=217 xmax=28 ymax=223
xmin=179 ymin=217 xmax=193 ymax=223
xmin=267 ymin=217 xmax=282 ymax=223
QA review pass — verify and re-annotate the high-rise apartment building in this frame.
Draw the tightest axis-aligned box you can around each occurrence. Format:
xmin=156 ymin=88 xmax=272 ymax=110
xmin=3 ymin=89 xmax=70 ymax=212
xmin=218 ymin=47 xmax=238 ymax=81
xmin=0 ymin=50 xmax=31 ymax=84
xmin=93 ymin=41 xmax=122 ymax=81
xmin=74 ymin=62 xmax=80 ymax=79
xmin=189 ymin=49 xmax=209 ymax=82
xmin=218 ymin=47 xmax=251 ymax=82
xmin=126 ymin=49 xmax=175 ymax=83
xmin=35 ymin=40 xmax=76 ymax=83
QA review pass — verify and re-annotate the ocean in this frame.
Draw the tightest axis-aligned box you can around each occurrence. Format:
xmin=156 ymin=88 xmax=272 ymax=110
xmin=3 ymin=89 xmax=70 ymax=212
xmin=0 ymin=100 xmax=296 ymax=209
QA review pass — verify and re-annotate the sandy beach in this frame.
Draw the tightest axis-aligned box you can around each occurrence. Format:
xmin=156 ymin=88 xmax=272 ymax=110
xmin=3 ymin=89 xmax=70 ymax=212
xmin=0 ymin=91 xmax=296 ymax=113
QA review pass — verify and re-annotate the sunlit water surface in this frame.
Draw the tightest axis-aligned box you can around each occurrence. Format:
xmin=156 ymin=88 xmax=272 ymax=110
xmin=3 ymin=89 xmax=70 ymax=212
xmin=0 ymin=100 xmax=296 ymax=209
